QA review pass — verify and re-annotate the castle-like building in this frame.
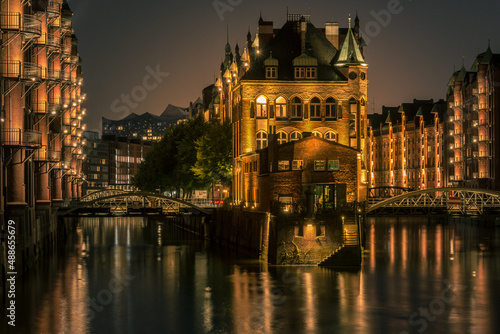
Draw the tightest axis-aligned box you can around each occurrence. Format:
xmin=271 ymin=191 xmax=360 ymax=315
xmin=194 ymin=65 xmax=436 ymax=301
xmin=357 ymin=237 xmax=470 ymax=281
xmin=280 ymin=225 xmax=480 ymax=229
xmin=0 ymin=0 xmax=85 ymax=271
xmin=446 ymin=46 xmax=500 ymax=190
xmin=209 ymin=14 xmax=368 ymax=212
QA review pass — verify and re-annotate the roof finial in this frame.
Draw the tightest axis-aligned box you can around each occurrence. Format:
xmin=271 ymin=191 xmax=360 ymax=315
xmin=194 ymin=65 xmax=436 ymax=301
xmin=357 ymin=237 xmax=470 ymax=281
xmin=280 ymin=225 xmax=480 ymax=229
xmin=349 ymin=14 xmax=351 ymax=28
xmin=488 ymin=39 xmax=491 ymax=49
xmin=227 ymin=23 xmax=229 ymax=43
xmin=462 ymin=56 xmax=465 ymax=67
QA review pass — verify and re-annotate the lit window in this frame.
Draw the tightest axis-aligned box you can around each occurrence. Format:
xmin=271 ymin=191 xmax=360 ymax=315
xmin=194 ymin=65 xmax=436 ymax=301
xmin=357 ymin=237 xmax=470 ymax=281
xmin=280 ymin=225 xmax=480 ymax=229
xmin=325 ymin=131 xmax=338 ymax=142
xmin=276 ymin=97 xmax=287 ymax=118
xmin=314 ymin=160 xmax=326 ymax=171
xmin=277 ymin=131 xmax=287 ymax=145
xmin=256 ymin=131 xmax=268 ymax=150
xmin=325 ymin=97 xmax=337 ymax=119
xmin=310 ymin=97 xmax=321 ymax=118
xmin=278 ymin=160 xmax=290 ymax=170
xmin=328 ymin=160 xmax=339 ymax=171
xmin=292 ymin=160 xmax=303 ymax=170
xmin=291 ymin=97 xmax=302 ymax=118
xmin=256 ymin=96 xmax=268 ymax=118
xmin=290 ymin=131 xmax=302 ymax=142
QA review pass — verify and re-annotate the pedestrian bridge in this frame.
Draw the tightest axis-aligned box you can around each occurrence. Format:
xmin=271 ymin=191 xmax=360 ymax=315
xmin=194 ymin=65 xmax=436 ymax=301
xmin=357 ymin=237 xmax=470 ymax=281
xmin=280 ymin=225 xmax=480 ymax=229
xmin=367 ymin=187 xmax=500 ymax=215
xmin=59 ymin=190 xmax=214 ymax=216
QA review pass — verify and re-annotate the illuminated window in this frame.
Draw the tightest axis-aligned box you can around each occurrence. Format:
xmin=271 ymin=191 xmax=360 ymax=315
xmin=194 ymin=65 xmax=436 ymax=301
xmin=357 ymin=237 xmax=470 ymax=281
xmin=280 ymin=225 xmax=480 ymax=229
xmin=292 ymin=160 xmax=303 ymax=170
xmin=277 ymin=131 xmax=287 ymax=144
xmin=278 ymin=160 xmax=290 ymax=170
xmin=314 ymin=160 xmax=326 ymax=171
xmin=256 ymin=131 xmax=267 ymax=150
xmin=290 ymin=131 xmax=302 ymax=142
xmin=312 ymin=131 xmax=322 ymax=138
xmin=276 ymin=97 xmax=287 ymax=118
xmin=310 ymin=97 xmax=321 ymax=118
xmin=256 ymin=96 xmax=268 ymax=118
xmin=325 ymin=131 xmax=338 ymax=142
xmin=291 ymin=97 xmax=302 ymax=118
xmin=325 ymin=97 xmax=336 ymax=119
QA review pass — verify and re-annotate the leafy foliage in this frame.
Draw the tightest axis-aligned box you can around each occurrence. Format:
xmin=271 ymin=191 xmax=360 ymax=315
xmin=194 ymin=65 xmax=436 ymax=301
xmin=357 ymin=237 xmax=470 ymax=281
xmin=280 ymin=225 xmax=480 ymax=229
xmin=133 ymin=116 xmax=232 ymax=197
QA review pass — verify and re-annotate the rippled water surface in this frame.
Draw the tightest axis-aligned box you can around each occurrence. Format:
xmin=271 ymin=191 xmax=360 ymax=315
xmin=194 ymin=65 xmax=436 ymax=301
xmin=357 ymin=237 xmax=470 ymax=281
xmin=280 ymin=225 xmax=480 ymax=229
xmin=2 ymin=216 xmax=499 ymax=334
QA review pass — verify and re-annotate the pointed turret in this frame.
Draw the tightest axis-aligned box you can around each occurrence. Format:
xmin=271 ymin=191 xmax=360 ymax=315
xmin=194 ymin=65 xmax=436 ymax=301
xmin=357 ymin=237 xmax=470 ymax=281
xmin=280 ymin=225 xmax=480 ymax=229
xmin=335 ymin=16 xmax=366 ymax=66
xmin=354 ymin=11 xmax=360 ymax=33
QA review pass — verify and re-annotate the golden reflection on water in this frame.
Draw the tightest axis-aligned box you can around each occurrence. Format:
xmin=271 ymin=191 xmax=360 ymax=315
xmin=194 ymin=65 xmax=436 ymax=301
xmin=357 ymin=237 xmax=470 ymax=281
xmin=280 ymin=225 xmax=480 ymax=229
xmin=5 ymin=216 xmax=497 ymax=334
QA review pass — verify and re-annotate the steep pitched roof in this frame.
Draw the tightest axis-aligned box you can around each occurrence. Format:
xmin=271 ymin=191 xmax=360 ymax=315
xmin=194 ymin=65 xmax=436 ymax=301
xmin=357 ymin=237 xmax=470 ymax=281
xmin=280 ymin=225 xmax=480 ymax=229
xmin=335 ymin=19 xmax=365 ymax=66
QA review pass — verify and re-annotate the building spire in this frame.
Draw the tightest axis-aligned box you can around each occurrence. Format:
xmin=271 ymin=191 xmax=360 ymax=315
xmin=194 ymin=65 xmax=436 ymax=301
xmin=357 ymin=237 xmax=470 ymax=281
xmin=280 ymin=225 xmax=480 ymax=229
xmin=335 ymin=15 xmax=366 ymax=66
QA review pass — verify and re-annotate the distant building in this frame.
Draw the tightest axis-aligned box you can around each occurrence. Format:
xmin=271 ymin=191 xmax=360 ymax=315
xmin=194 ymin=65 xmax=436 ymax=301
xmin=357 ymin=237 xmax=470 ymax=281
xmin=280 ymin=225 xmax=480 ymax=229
xmin=102 ymin=100 xmax=203 ymax=141
xmin=82 ymin=132 xmax=152 ymax=194
xmin=82 ymin=131 xmax=110 ymax=194
xmin=213 ymin=13 xmax=369 ymax=211
xmin=446 ymin=46 xmax=500 ymax=190
xmin=367 ymin=99 xmax=447 ymax=191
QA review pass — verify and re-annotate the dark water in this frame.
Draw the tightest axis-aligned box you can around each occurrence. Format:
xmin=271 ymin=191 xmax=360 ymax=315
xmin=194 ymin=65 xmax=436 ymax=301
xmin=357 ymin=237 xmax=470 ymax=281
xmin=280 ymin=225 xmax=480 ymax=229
xmin=2 ymin=216 xmax=500 ymax=334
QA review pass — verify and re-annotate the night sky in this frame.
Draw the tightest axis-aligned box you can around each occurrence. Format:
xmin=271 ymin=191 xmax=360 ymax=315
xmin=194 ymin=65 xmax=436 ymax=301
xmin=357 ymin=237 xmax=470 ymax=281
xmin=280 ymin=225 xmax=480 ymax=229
xmin=67 ymin=0 xmax=500 ymax=134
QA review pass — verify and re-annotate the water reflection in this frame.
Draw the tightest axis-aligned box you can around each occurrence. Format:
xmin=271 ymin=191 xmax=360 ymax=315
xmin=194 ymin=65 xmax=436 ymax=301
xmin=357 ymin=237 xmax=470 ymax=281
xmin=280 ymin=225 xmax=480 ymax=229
xmin=1 ymin=216 xmax=499 ymax=334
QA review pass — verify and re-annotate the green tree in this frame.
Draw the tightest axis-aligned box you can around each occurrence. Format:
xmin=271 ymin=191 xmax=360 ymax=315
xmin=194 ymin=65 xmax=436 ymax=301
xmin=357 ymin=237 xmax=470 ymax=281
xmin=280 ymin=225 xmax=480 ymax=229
xmin=192 ymin=119 xmax=233 ymax=189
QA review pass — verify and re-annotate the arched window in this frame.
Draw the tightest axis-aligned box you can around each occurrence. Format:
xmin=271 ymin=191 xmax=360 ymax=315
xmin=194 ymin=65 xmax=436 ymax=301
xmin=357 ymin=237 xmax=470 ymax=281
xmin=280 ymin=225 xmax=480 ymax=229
xmin=326 ymin=97 xmax=336 ymax=119
xmin=290 ymin=131 xmax=302 ymax=142
xmin=310 ymin=97 xmax=321 ymax=118
xmin=291 ymin=97 xmax=302 ymax=118
xmin=325 ymin=131 xmax=338 ymax=142
xmin=312 ymin=131 xmax=322 ymax=138
xmin=276 ymin=97 xmax=287 ymax=118
xmin=256 ymin=96 xmax=268 ymax=118
xmin=256 ymin=131 xmax=268 ymax=149
xmin=277 ymin=131 xmax=287 ymax=145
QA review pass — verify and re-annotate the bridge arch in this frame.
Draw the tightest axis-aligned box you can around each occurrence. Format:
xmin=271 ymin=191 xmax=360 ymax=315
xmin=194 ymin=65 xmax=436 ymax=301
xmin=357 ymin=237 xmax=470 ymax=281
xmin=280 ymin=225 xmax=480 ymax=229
xmin=367 ymin=187 xmax=500 ymax=215
xmin=60 ymin=192 xmax=212 ymax=216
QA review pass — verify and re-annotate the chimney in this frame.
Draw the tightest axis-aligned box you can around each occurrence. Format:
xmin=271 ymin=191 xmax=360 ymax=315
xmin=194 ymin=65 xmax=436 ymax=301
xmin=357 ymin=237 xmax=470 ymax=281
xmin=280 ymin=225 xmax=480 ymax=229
xmin=258 ymin=19 xmax=274 ymax=50
xmin=300 ymin=18 xmax=307 ymax=53
xmin=325 ymin=22 xmax=339 ymax=49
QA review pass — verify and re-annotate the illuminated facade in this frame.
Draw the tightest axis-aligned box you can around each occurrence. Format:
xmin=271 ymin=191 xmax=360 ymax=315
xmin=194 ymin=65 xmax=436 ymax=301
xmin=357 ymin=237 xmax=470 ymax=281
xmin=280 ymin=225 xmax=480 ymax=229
xmin=215 ymin=14 xmax=368 ymax=209
xmin=0 ymin=0 xmax=85 ymax=270
xmin=367 ymin=100 xmax=446 ymax=190
xmin=446 ymin=46 xmax=500 ymax=190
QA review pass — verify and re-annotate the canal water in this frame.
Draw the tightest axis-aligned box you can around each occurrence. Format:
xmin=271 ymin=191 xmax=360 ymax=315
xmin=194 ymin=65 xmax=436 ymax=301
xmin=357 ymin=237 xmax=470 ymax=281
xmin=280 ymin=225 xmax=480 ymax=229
xmin=2 ymin=216 xmax=500 ymax=334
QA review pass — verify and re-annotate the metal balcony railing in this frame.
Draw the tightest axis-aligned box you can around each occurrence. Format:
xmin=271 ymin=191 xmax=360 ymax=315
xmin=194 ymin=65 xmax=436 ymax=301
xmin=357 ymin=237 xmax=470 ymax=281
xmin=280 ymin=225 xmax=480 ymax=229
xmin=61 ymin=71 xmax=71 ymax=82
xmin=30 ymin=102 xmax=48 ymax=114
xmin=60 ymin=18 xmax=72 ymax=33
xmin=21 ymin=14 xmax=42 ymax=36
xmin=1 ymin=129 xmax=42 ymax=147
xmin=62 ymin=55 xmax=79 ymax=64
xmin=21 ymin=62 xmax=42 ymax=82
xmin=61 ymin=44 xmax=71 ymax=56
xmin=34 ymin=146 xmax=48 ymax=161
xmin=48 ymin=149 xmax=61 ymax=162
xmin=47 ymin=68 xmax=61 ymax=81
xmin=47 ymin=33 xmax=60 ymax=49
xmin=0 ymin=61 xmax=21 ymax=78
xmin=47 ymin=1 xmax=61 ymax=17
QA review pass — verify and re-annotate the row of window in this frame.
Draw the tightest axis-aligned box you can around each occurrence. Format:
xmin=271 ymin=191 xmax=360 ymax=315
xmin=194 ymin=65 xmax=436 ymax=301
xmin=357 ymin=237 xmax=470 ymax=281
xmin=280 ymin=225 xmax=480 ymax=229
xmin=276 ymin=160 xmax=340 ymax=171
xmin=256 ymin=130 xmax=338 ymax=149
xmin=255 ymin=96 xmax=339 ymax=119
xmin=265 ymin=67 xmax=317 ymax=80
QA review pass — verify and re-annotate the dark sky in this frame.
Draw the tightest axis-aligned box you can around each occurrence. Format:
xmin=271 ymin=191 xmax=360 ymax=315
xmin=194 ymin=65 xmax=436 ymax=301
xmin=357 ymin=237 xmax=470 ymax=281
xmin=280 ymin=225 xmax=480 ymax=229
xmin=67 ymin=0 xmax=500 ymax=134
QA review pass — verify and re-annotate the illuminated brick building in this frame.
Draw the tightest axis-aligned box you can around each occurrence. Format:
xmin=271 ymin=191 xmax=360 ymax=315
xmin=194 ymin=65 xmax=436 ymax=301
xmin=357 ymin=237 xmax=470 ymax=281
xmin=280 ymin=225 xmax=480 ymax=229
xmin=446 ymin=46 xmax=500 ymax=190
xmin=215 ymin=13 xmax=368 ymax=210
xmin=367 ymin=100 xmax=447 ymax=191
xmin=0 ymin=0 xmax=85 ymax=270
